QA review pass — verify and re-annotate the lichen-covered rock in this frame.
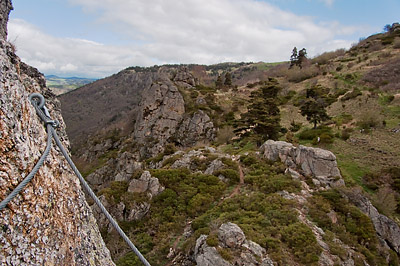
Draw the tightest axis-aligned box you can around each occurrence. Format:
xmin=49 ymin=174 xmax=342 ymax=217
xmin=133 ymin=77 xmax=185 ymax=158
xmin=175 ymin=110 xmax=216 ymax=147
xmin=195 ymin=235 xmax=232 ymax=266
xmin=260 ymin=140 xmax=344 ymax=187
xmin=204 ymin=159 xmax=224 ymax=175
xmin=0 ymin=7 xmax=114 ymax=264
xmin=0 ymin=0 xmax=12 ymax=40
xmin=173 ymin=66 xmax=199 ymax=88
xmin=128 ymin=170 xmax=164 ymax=198
xmin=195 ymin=223 xmax=275 ymax=266
xmin=347 ymin=189 xmax=400 ymax=254
xmin=218 ymin=222 xmax=246 ymax=248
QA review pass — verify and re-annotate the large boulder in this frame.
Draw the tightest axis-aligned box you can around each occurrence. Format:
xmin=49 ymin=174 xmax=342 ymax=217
xmin=128 ymin=170 xmax=164 ymax=198
xmin=0 ymin=6 xmax=114 ymax=264
xmin=260 ymin=140 xmax=344 ymax=187
xmin=194 ymin=223 xmax=274 ymax=266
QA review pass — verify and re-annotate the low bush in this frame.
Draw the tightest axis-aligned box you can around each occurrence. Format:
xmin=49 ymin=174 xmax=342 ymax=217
xmin=297 ymin=127 xmax=334 ymax=141
xmin=282 ymin=223 xmax=322 ymax=264
xmin=341 ymin=128 xmax=353 ymax=140
xmin=357 ymin=111 xmax=382 ymax=130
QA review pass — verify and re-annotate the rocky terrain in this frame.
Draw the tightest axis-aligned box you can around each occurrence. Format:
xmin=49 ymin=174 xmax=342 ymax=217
xmin=55 ymin=21 xmax=400 ymax=266
xmin=0 ymin=1 xmax=114 ymax=265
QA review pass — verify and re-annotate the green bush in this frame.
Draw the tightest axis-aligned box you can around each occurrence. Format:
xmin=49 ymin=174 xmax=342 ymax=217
xmin=206 ymin=233 xmax=219 ymax=247
xmin=318 ymin=132 xmax=334 ymax=144
xmin=297 ymin=127 xmax=333 ymax=141
xmin=341 ymin=128 xmax=353 ymax=140
xmin=282 ymin=223 xmax=322 ymax=264
xmin=214 ymin=169 xmax=240 ymax=183
xmin=99 ymin=181 xmax=129 ymax=203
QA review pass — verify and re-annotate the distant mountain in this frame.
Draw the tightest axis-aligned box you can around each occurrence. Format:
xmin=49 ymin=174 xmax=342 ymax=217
xmin=45 ymin=75 xmax=97 ymax=95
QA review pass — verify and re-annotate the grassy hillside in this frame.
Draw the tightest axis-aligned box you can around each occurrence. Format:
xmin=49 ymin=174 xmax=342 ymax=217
xmin=63 ymin=26 xmax=400 ymax=265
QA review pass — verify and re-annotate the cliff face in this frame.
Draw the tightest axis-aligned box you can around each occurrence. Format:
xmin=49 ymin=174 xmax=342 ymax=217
xmin=0 ymin=2 xmax=115 ymax=265
xmin=0 ymin=0 xmax=11 ymax=40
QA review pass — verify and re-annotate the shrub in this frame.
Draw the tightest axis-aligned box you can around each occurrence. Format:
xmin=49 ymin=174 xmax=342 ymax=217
xmin=287 ymin=66 xmax=320 ymax=83
xmin=206 ymin=233 xmax=219 ymax=247
xmin=164 ymin=143 xmax=177 ymax=155
xmin=99 ymin=181 xmax=129 ymax=203
xmin=357 ymin=111 xmax=381 ymax=130
xmin=281 ymin=223 xmax=322 ymax=264
xmin=216 ymin=126 xmax=235 ymax=145
xmin=341 ymin=128 xmax=352 ymax=140
xmin=214 ymin=169 xmax=240 ymax=184
xmin=289 ymin=121 xmax=302 ymax=132
xmin=297 ymin=127 xmax=333 ymax=141
xmin=372 ymin=186 xmax=397 ymax=217
xmin=319 ymin=132 xmax=334 ymax=144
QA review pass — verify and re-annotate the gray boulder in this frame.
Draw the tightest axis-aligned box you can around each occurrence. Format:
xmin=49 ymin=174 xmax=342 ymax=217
xmin=260 ymin=140 xmax=344 ymax=187
xmin=195 ymin=235 xmax=232 ymax=266
xmin=218 ymin=222 xmax=246 ymax=248
xmin=194 ymin=223 xmax=274 ymax=266
xmin=204 ymin=159 xmax=225 ymax=175
xmin=128 ymin=171 xmax=164 ymax=198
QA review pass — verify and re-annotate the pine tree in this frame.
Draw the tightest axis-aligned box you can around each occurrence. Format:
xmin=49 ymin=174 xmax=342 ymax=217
xmin=297 ymin=48 xmax=307 ymax=69
xmin=224 ymin=72 xmax=232 ymax=86
xmin=300 ymin=98 xmax=329 ymax=129
xmin=234 ymin=78 xmax=281 ymax=142
xmin=215 ymin=75 xmax=223 ymax=89
xmin=300 ymin=84 xmax=330 ymax=129
xmin=289 ymin=47 xmax=298 ymax=69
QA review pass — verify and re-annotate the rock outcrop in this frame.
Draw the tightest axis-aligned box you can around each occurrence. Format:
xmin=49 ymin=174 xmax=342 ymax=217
xmin=0 ymin=3 xmax=114 ymax=264
xmin=132 ymin=77 xmax=216 ymax=158
xmin=195 ymin=222 xmax=274 ymax=266
xmin=175 ymin=110 xmax=216 ymax=147
xmin=173 ymin=66 xmax=199 ymax=88
xmin=133 ymin=77 xmax=185 ymax=158
xmin=128 ymin=170 xmax=164 ymax=198
xmin=0 ymin=0 xmax=11 ymax=40
xmin=260 ymin=140 xmax=344 ymax=187
xmin=346 ymin=189 xmax=400 ymax=254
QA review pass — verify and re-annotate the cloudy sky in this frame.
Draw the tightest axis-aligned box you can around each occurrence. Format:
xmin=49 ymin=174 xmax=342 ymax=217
xmin=8 ymin=0 xmax=400 ymax=78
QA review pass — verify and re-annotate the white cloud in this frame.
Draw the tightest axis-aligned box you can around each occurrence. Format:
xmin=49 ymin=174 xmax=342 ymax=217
xmin=8 ymin=19 xmax=153 ymax=77
xmin=9 ymin=0 xmax=357 ymax=77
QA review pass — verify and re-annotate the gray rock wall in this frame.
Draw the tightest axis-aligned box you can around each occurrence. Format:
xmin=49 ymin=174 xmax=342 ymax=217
xmin=0 ymin=8 xmax=115 ymax=265
xmin=0 ymin=0 xmax=12 ymax=40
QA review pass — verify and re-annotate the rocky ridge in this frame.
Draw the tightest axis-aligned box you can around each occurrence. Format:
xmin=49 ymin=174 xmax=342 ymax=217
xmin=0 ymin=1 xmax=114 ymax=264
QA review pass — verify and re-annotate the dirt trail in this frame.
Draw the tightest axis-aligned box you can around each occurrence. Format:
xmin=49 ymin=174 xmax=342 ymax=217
xmin=228 ymin=163 xmax=245 ymax=198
